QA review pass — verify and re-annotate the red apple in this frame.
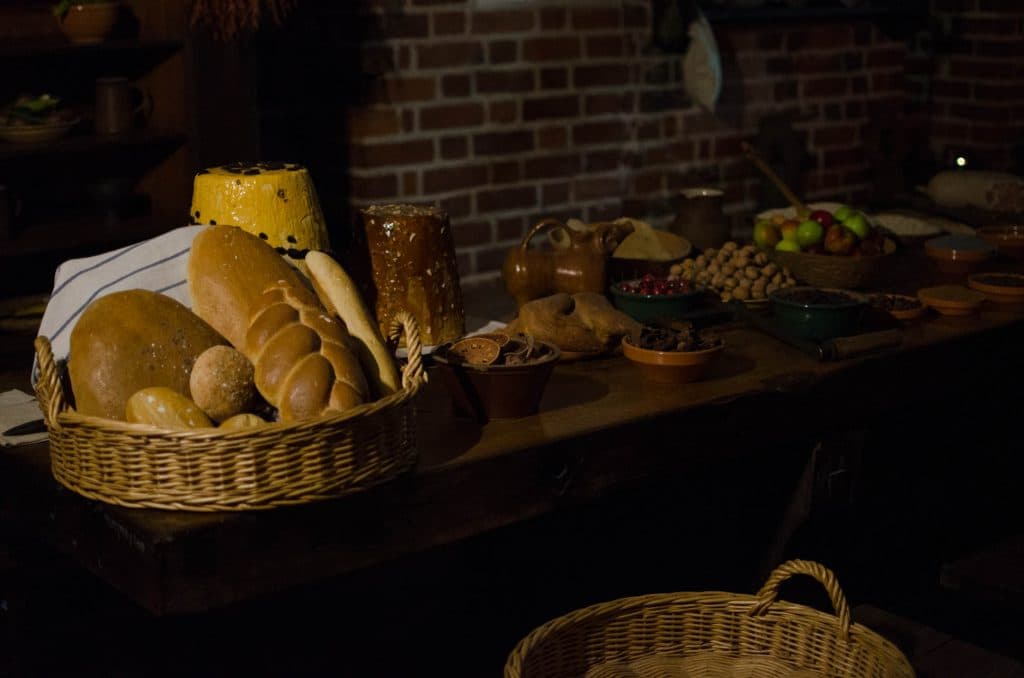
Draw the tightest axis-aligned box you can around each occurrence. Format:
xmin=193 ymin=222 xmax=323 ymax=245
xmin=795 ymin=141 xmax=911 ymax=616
xmin=809 ymin=210 xmax=835 ymax=228
xmin=824 ymin=223 xmax=856 ymax=255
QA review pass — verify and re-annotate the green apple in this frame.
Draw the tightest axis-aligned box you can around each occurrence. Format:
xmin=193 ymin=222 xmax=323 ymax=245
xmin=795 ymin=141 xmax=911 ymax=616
xmin=834 ymin=204 xmax=854 ymax=222
xmin=841 ymin=212 xmax=870 ymax=240
xmin=796 ymin=219 xmax=824 ymax=247
xmin=753 ymin=219 xmax=782 ymax=249
xmin=775 ymin=239 xmax=802 ymax=253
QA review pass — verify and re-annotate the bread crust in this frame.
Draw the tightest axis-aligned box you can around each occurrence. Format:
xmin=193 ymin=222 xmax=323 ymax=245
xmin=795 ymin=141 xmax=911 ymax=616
xmin=306 ymin=251 xmax=402 ymax=398
xmin=245 ymin=284 xmax=369 ymax=421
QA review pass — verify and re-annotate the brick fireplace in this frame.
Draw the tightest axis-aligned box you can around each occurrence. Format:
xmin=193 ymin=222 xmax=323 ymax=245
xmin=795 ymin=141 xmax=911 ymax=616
xmin=321 ymin=0 xmax=1024 ymax=287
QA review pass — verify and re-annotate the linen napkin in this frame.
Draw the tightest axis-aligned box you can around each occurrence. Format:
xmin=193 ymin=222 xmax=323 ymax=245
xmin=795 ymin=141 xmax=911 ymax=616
xmin=0 ymin=389 xmax=48 ymax=447
xmin=32 ymin=225 xmax=206 ymax=384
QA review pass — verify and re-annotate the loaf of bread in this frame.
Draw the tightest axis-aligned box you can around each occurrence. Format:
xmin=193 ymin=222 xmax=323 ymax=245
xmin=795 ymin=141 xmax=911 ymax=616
xmin=306 ymin=250 xmax=402 ymax=398
xmin=352 ymin=203 xmax=465 ymax=346
xmin=506 ymin=292 xmax=640 ymax=354
xmin=188 ymin=224 xmax=317 ymax=351
xmin=125 ymin=387 xmax=214 ymax=429
xmin=245 ymin=282 xmax=369 ymax=421
xmin=189 ymin=224 xmax=370 ymax=421
xmin=68 ymin=289 xmax=227 ymax=420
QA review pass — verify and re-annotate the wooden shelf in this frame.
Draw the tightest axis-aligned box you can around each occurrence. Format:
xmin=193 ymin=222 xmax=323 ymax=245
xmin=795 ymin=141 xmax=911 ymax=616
xmin=0 ymin=37 xmax=182 ymax=60
xmin=0 ymin=210 xmax=183 ymax=258
xmin=0 ymin=130 xmax=187 ymax=162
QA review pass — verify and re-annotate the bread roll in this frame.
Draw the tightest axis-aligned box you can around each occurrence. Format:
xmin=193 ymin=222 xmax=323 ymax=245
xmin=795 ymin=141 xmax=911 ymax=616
xmin=189 ymin=345 xmax=257 ymax=422
xmin=306 ymin=250 xmax=402 ymax=398
xmin=188 ymin=224 xmax=316 ymax=351
xmin=246 ymin=282 xmax=369 ymax=421
xmin=69 ymin=289 xmax=227 ymax=420
xmin=125 ymin=387 xmax=214 ymax=429
xmin=352 ymin=204 xmax=465 ymax=346
xmin=921 ymin=170 xmax=1024 ymax=212
xmin=218 ymin=413 xmax=266 ymax=430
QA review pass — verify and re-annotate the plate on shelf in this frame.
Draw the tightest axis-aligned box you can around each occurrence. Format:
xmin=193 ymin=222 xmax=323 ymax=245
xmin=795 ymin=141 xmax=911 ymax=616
xmin=0 ymin=117 xmax=79 ymax=144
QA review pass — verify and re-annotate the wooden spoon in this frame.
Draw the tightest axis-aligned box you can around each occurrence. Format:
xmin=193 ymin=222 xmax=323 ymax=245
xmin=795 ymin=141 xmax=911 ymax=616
xmin=741 ymin=141 xmax=810 ymax=220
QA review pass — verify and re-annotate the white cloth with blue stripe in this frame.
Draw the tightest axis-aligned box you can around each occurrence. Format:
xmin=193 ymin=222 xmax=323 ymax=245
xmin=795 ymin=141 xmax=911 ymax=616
xmin=33 ymin=225 xmax=207 ymax=383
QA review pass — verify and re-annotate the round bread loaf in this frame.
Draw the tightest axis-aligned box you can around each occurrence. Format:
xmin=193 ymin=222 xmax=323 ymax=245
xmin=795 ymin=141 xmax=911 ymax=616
xmin=189 ymin=345 xmax=257 ymax=422
xmin=69 ymin=290 xmax=227 ymax=420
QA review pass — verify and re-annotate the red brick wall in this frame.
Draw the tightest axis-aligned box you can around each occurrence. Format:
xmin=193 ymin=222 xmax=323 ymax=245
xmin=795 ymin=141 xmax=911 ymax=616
xmin=342 ymin=1 xmax=1014 ymax=286
xmin=907 ymin=0 xmax=1024 ymax=171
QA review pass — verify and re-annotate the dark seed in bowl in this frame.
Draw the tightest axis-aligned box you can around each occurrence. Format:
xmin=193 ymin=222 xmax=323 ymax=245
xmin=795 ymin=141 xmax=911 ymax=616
xmin=637 ymin=324 xmax=722 ymax=352
xmin=871 ymin=294 xmax=922 ymax=311
xmin=973 ymin=274 xmax=1024 ymax=287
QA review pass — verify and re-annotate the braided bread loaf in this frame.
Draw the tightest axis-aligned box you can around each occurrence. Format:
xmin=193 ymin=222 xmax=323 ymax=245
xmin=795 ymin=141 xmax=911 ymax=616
xmin=246 ymin=283 xmax=369 ymax=421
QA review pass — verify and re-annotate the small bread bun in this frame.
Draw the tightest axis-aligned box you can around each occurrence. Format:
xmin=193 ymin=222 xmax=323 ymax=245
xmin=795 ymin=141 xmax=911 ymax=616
xmin=218 ymin=413 xmax=267 ymax=430
xmin=189 ymin=345 xmax=257 ymax=422
xmin=126 ymin=387 xmax=214 ymax=429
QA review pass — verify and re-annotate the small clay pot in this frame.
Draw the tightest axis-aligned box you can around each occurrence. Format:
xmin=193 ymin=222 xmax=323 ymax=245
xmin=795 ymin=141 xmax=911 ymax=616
xmin=57 ymin=2 xmax=119 ymax=45
xmin=433 ymin=340 xmax=560 ymax=421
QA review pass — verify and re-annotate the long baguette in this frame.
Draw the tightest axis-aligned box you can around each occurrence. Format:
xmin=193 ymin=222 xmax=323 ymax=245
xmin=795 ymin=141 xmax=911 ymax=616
xmin=306 ymin=250 xmax=402 ymax=398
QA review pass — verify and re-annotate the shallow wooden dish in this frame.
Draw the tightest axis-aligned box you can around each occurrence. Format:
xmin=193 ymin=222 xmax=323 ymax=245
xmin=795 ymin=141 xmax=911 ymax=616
xmin=918 ymin=285 xmax=986 ymax=316
xmin=620 ymin=336 xmax=723 ymax=384
xmin=967 ymin=273 xmax=1024 ymax=305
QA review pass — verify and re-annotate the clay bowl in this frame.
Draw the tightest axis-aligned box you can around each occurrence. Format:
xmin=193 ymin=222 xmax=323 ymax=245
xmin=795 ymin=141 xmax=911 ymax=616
xmin=609 ymin=279 xmax=707 ymax=324
xmin=977 ymin=225 xmax=1024 ymax=261
xmin=432 ymin=339 xmax=560 ymax=421
xmin=769 ymin=287 xmax=868 ymax=340
xmin=869 ymin=293 xmax=927 ymax=322
xmin=967 ymin=273 xmax=1024 ymax=305
xmin=621 ymin=335 xmax=723 ymax=385
xmin=924 ymin=235 xmax=995 ymax=275
xmin=917 ymin=285 xmax=986 ymax=317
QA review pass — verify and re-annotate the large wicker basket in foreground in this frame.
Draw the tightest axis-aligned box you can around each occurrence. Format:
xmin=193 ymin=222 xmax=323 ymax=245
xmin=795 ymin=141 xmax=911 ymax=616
xmin=32 ymin=312 xmax=426 ymax=512
xmin=505 ymin=559 xmax=914 ymax=678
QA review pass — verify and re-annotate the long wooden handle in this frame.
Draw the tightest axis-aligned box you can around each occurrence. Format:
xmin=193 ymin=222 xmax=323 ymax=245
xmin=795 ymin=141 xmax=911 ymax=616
xmin=741 ymin=141 xmax=810 ymax=219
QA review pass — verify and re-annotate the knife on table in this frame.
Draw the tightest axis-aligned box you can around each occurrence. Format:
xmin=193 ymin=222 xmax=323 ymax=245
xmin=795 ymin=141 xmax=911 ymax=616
xmin=2 ymin=419 xmax=47 ymax=436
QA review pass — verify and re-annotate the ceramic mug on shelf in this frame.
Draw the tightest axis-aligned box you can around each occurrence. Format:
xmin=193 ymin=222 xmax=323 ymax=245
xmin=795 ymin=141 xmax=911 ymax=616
xmin=94 ymin=77 xmax=152 ymax=135
xmin=671 ymin=186 xmax=729 ymax=252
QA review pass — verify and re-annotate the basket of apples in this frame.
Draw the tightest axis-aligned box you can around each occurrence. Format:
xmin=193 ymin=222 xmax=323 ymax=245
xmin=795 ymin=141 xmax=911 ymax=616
xmin=752 ymin=202 xmax=897 ymax=290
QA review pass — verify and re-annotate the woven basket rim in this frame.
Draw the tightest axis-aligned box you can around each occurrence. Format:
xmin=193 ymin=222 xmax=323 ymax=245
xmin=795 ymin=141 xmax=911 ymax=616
xmin=505 ymin=560 xmax=916 ymax=678
xmin=46 ymin=376 xmax=422 ymax=437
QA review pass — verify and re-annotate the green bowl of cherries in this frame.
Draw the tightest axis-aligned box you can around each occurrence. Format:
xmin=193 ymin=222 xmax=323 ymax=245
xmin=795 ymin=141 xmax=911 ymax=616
xmin=610 ymin=274 xmax=706 ymax=324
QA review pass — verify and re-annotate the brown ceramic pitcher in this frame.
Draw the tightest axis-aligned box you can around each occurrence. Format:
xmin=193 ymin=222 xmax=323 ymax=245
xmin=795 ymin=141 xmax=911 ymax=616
xmin=502 ymin=218 xmax=631 ymax=309
xmin=671 ymin=187 xmax=729 ymax=251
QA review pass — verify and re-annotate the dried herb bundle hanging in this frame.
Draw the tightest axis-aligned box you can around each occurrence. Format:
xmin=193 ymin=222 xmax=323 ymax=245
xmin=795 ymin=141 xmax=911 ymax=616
xmin=189 ymin=0 xmax=297 ymax=42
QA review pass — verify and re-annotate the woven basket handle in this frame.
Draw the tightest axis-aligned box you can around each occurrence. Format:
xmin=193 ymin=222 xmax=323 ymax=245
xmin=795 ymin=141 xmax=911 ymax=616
xmin=388 ymin=311 xmax=427 ymax=390
xmin=750 ymin=559 xmax=851 ymax=641
xmin=33 ymin=335 xmax=66 ymax=429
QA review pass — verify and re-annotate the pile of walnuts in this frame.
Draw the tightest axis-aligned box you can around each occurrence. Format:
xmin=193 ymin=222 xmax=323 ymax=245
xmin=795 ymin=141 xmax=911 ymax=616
xmin=668 ymin=241 xmax=799 ymax=302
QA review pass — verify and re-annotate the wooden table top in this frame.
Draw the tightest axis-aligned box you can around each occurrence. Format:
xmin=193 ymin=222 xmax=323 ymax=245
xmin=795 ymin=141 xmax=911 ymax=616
xmin=2 ymin=250 xmax=1024 ymax=615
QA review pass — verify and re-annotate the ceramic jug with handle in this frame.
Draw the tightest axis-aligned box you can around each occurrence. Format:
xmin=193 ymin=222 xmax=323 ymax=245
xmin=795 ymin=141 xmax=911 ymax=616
xmin=502 ymin=218 xmax=631 ymax=309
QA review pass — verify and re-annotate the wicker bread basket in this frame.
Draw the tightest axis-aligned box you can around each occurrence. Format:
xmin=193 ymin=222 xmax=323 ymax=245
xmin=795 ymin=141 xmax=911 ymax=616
xmin=505 ymin=559 xmax=915 ymax=678
xmin=32 ymin=312 xmax=426 ymax=512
